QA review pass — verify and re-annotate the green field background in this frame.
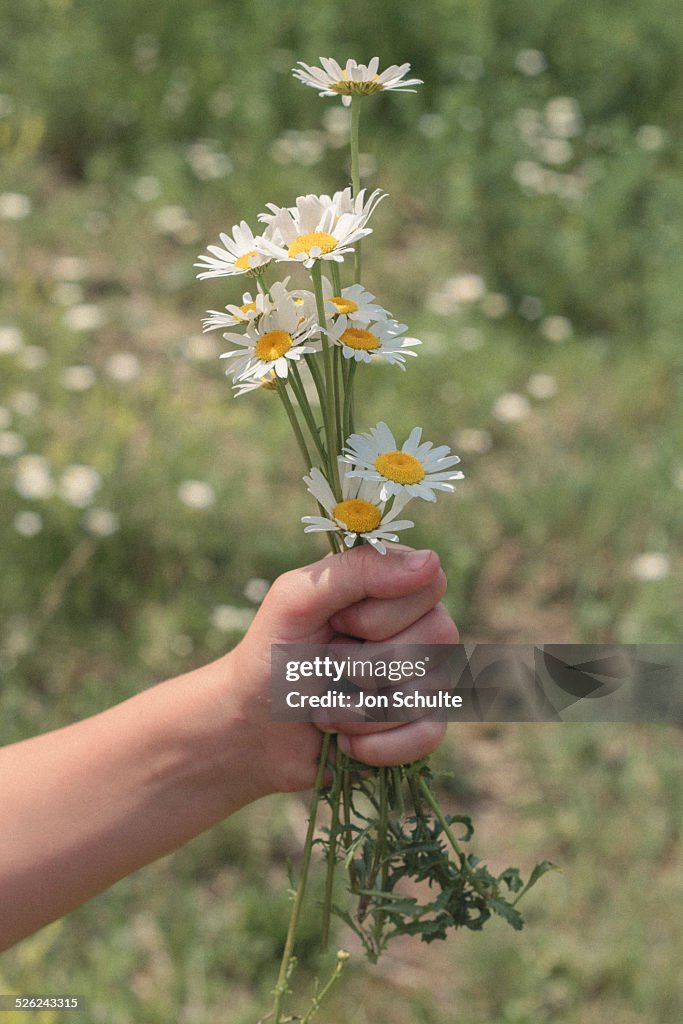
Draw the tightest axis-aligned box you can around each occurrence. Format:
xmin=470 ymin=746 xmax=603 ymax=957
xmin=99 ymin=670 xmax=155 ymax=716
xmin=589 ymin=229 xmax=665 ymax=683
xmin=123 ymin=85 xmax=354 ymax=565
xmin=1 ymin=1 xmax=681 ymax=1021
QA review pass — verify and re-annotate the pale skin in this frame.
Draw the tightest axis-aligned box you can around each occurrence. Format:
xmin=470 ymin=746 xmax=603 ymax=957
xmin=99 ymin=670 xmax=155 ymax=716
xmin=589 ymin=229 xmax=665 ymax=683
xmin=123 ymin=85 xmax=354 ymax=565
xmin=0 ymin=545 xmax=458 ymax=952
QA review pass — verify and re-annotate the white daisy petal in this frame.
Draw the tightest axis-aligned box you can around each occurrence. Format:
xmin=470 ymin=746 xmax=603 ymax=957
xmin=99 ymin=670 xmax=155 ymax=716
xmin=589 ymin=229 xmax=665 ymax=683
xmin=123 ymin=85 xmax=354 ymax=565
xmin=342 ymin=422 xmax=463 ymax=503
xmin=255 ymin=189 xmax=385 ymax=269
xmin=301 ymin=458 xmax=415 ymax=553
xmin=195 ymin=221 xmax=273 ymax=279
xmin=293 ymin=57 xmax=423 ymax=103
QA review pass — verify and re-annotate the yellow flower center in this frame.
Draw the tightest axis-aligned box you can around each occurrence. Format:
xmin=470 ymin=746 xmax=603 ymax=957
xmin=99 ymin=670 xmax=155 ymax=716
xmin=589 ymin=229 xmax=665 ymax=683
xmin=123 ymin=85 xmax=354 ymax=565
xmin=287 ymin=231 xmax=338 ymax=259
xmin=333 ymin=498 xmax=382 ymax=533
xmin=329 ymin=296 xmax=359 ymax=316
xmin=236 ymin=301 xmax=257 ymax=318
xmin=339 ymin=327 xmax=380 ymax=351
xmin=255 ymin=330 xmax=293 ymax=361
xmin=234 ymin=251 xmax=258 ymax=270
xmin=330 ymin=77 xmax=383 ymax=97
xmin=374 ymin=451 xmax=426 ymax=485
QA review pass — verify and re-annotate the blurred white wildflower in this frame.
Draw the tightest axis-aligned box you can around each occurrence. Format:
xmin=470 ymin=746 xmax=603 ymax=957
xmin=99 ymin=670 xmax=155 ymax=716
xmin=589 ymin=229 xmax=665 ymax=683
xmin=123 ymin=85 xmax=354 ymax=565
xmin=133 ymin=33 xmax=159 ymax=73
xmin=545 ymin=97 xmax=582 ymax=138
xmin=527 ymin=373 xmax=558 ymax=400
xmin=15 ymin=455 xmax=54 ymax=500
xmin=458 ymin=55 xmax=484 ymax=80
xmin=492 ymin=393 xmax=531 ymax=423
xmin=515 ymin=49 xmax=547 ymax=76
xmin=513 ymin=160 xmax=546 ymax=192
xmin=14 ymin=511 xmax=43 ymax=537
xmin=154 ymin=205 xmax=199 ymax=243
xmin=51 ymin=256 xmax=88 ymax=281
xmin=454 ymin=428 xmax=492 ymax=455
xmin=61 ymin=365 xmax=97 ymax=392
xmin=207 ymin=88 xmax=234 ymax=118
xmin=59 ymin=465 xmax=103 ymax=508
xmin=169 ymin=634 xmax=194 ymax=657
xmin=636 ymin=125 xmax=665 ymax=152
xmin=134 ymin=176 xmax=162 ymax=202
xmin=183 ymin=334 xmax=221 ymax=361
xmin=541 ymin=315 xmax=573 ymax=343
xmin=631 ymin=553 xmax=670 ymax=582
xmin=18 ymin=346 xmax=48 ymax=370
xmin=244 ymin=577 xmax=271 ymax=604
xmin=271 ymin=130 xmax=326 ymax=167
xmin=178 ymin=480 xmax=216 ymax=510
xmin=10 ymin=391 xmax=40 ymax=416
xmin=0 ymin=406 xmax=11 ymax=428
xmin=0 ymin=192 xmax=32 ymax=220
xmin=54 ymin=282 xmax=85 ymax=306
xmin=0 ymin=430 xmax=25 ymax=457
xmin=447 ymin=274 xmax=486 ymax=304
xmin=211 ymin=605 xmax=255 ymax=632
xmin=63 ymin=304 xmax=106 ymax=332
xmin=322 ymin=106 xmax=349 ymax=147
xmin=186 ymin=141 xmax=233 ymax=180
xmin=481 ymin=293 xmax=510 ymax=318
xmin=459 ymin=328 xmax=484 ymax=351
xmin=540 ymin=138 xmax=573 ymax=165
xmin=104 ymin=352 xmax=141 ymax=382
xmin=83 ymin=507 xmax=120 ymax=537
xmin=418 ymin=113 xmax=445 ymax=139
xmin=0 ymin=326 xmax=23 ymax=354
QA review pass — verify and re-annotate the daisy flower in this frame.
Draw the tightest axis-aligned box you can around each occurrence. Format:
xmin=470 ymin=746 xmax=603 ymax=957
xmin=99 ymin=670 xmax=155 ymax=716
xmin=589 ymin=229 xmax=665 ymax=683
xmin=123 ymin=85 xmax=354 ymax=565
xmin=220 ymin=288 xmax=317 ymax=382
xmin=302 ymin=460 xmax=414 ymax=554
xmin=292 ymin=57 xmax=423 ymax=106
xmin=201 ymin=279 xmax=292 ymax=332
xmin=195 ymin=221 xmax=273 ymax=279
xmin=343 ymin=421 xmax=464 ymax=502
xmin=295 ymin=280 xmax=391 ymax=325
xmin=323 ymin=280 xmax=391 ymax=322
xmin=232 ymin=372 xmax=279 ymax=397
xmin=325 ymin=314 xmax=421 ymax=367
xmin=256 ymin=189 xmax=385 ymax=269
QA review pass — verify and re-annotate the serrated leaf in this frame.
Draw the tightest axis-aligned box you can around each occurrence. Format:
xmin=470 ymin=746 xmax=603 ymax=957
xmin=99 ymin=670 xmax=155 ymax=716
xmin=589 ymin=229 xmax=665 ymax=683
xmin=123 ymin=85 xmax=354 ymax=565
xmin=490 ymin=898 xmax=525 ymax=930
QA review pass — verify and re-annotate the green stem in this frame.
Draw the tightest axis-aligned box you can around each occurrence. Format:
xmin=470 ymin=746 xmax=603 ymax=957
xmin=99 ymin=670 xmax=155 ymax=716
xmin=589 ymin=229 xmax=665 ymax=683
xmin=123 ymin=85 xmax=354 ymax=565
xmin=272 ymin=733 xmax=332 ymax=1024
xmin=288 ymin=361 xmax=327 ymax=464
xmin=299 ymin=952 xmax=349 ymax=1024
xmin=415 ymin=771 xmax=492 ymax=898
xmin=277 ymin=378 xmax=338 ymax=555
xmin=342 ymin=359 xmax=357 ymax=442
xmin=310 ymin=261 xmax=341 ymax=496
xmin=330 ymin=260 xmax=343 ymax=297
xmin=321 ymin=751 xmax=344 ymax=952
xmin=350 ymin=95 xmax=362 ymax=284
xmin=276 ymin=379 xmax=313 ymax=472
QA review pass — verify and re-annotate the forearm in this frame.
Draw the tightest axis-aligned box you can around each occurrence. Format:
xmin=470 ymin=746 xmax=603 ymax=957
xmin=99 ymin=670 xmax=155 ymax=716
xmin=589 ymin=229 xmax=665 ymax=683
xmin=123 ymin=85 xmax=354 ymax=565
xmin=0 ymin=654 xmax=267 ymax=950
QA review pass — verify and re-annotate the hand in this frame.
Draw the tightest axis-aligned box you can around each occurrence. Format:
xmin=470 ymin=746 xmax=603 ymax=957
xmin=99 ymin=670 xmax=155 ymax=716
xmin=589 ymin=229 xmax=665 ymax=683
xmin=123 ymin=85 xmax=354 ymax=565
xmin=228 ymin=545 xmax=459 ymax=796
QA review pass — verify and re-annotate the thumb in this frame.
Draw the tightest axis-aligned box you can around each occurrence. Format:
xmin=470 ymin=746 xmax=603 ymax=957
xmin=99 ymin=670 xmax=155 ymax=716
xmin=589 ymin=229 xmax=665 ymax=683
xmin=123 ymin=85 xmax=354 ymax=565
xmin=260 ymin=545 xmax=441 ymax=642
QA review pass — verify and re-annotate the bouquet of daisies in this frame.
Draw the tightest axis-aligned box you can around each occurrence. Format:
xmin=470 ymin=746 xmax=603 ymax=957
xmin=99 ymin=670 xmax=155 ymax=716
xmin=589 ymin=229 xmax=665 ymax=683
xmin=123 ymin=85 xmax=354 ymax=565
xmin=196 ymin=57 xmax=553 ymax=1024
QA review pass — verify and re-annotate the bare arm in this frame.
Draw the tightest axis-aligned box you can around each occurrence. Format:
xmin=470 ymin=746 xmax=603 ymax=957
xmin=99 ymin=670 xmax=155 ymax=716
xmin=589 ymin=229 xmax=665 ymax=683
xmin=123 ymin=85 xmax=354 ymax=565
xmin=0 ymin=545 xmax=457 ymax=950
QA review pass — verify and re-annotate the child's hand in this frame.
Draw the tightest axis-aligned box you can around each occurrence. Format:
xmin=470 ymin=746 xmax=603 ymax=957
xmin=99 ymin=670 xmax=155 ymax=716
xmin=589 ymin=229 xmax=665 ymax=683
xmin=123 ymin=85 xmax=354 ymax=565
xmin=229 ymin=545 xmax=458 ymax=796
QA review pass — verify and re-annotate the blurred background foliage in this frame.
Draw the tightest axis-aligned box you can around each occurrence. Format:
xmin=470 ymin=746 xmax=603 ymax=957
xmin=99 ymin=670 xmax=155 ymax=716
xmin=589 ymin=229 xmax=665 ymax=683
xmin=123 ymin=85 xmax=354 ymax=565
xmin=0 ymin=0 xmax=681 ymax=1021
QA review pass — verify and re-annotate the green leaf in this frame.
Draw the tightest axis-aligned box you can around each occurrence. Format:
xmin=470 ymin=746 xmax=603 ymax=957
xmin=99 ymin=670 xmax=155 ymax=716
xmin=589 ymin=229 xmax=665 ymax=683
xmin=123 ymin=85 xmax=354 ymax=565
xmin=490 ymin=898 xmax=525 ymax=930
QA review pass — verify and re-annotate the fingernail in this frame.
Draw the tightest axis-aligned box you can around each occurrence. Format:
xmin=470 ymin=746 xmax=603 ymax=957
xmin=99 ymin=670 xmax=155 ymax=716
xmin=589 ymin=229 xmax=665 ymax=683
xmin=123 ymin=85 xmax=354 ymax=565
xmin=402 ymin=549 xmax=434 ymax=571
